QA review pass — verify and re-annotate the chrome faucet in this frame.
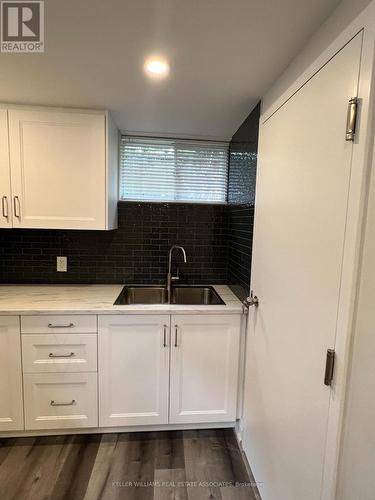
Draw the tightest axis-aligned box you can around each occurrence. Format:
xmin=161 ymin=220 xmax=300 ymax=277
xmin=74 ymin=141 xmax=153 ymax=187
xmin=167 ymin=245 xmax=187 ymax=303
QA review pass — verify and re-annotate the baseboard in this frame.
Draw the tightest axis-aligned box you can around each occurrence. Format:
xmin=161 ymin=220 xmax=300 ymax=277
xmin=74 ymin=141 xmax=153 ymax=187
xmin=0 ymin=420 xmax=236 ymax=438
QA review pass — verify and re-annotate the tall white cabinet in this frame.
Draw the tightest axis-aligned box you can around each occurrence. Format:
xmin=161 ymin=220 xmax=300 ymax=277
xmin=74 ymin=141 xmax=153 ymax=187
xmin=0 ymin=106 xmax=118 ymax=230
xmin=0 ymin=317 xmax=24 ymax=431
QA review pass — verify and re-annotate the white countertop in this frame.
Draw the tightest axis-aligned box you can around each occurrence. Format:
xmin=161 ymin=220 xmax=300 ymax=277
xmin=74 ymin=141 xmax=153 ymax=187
xmin=0 ymin=284 xmax=244 ymax=315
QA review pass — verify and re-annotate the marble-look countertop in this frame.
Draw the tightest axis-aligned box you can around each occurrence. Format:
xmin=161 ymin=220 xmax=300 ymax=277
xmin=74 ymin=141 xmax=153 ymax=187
xmin=0 ymin=284 xmax=244 ymax=315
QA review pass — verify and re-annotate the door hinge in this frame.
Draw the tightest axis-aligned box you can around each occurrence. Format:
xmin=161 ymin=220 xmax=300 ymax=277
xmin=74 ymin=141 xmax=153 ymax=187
xmin=346 ymin=97 xmax=358 ymax=141
xmin=324 ymin=349 xmax=335 ymax=386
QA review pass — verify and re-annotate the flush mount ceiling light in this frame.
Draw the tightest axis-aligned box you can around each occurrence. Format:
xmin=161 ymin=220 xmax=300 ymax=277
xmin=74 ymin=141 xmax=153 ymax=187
xmin=144 ymin=57 xmax=170 ymax=79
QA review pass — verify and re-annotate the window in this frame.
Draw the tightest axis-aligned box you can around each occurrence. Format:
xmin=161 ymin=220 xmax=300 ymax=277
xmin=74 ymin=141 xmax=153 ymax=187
xmin=120 ymin=136 xmax=229 ymax=203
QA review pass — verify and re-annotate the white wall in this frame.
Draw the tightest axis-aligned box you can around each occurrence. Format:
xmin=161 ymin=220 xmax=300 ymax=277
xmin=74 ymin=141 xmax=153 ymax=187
xmin=262 ymin=0 xmax=372 ymax=116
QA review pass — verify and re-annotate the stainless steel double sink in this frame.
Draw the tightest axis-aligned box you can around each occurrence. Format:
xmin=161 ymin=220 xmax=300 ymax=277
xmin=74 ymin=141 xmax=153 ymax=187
xmin=114 ymin=285 xmax=225 ymax=305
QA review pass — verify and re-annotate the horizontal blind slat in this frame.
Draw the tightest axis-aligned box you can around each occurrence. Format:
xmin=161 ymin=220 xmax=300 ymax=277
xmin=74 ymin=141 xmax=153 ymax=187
xmin=120 ymin=136 xmax=228 ymax=203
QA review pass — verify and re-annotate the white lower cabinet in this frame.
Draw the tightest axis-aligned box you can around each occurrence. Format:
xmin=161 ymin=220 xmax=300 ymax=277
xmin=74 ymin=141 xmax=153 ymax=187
xmin=98 ymin=315 xmax=170 ymax=427
xmin=21 ymin=314 xmax=99 ymax=431
xmin=170 ymin=315 xmax=241 ymax=424
xmin=0 ymin=312 xmax=241 ymax=435
xmin=0 ymin=316 xmax=24 ymax=431
xmin=98 ymin=313 xmax=241 ymax=428
xmin=24 ymin=372 xmax=98 ymax=430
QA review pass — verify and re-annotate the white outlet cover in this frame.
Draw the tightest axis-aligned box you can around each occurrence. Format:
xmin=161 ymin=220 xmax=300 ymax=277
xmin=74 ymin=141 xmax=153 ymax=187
xmin=57 ymin=256 xmax=67 ymax=272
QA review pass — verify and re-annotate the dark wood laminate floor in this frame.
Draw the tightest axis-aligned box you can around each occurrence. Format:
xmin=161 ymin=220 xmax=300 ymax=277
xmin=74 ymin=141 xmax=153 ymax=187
xmin=0 ymin=429 xmax=257 ymax=500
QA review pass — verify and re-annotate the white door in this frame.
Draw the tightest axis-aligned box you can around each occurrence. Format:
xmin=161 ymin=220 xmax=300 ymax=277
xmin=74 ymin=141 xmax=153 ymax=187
xmin=242 ymin=33 xmax=362 ymax=500
xmin=0 ymin=316 xmax=24 ymax=431
xmin=8 ymin=109 xmax=106 ymax=230
xmin=98 ymin=315 xmax=170 ymax=427
xmin=170 ymin=314 xmax=240 ymax=424
xmin=0 ymin=109 xmax=12 ymax=228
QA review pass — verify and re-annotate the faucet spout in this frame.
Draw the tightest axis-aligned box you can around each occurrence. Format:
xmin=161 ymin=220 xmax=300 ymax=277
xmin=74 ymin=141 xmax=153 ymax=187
xmin=167 ymin=245 xmax=187 ymax=303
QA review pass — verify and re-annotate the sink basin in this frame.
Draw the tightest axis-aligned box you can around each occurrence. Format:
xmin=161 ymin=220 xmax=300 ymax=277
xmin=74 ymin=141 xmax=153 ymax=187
xmin=114 ymin=286 xmax=168 ymax=305
xmin=172 ymin=286 xmax=225 ymax=305
xmin=114 ymin=285 xmax=225 ymax=305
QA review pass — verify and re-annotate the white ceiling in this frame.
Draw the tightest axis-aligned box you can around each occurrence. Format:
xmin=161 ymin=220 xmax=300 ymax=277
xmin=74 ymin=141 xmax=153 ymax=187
xmin=0 ymin=0 xmax=341 ymax=139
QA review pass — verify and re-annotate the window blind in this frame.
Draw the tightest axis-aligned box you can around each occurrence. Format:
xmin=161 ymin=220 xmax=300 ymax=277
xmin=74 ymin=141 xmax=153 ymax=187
xmin=120 ymin=136 xmax=229 ymax=203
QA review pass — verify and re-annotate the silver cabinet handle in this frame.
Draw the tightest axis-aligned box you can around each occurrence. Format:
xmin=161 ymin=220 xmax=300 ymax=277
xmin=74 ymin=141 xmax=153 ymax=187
xmin=48 ymin=323 xmax=74 ymax=329
xmin=49 ymin=352 xmax=75 ymax=358
xmin=50 ymin=399 xmax=76 ymax=406
xmin=163 ymin=324 xmax=168 ymax=347
xmin=174 ymin=325 xmax=179 ymax=347
xmin=2 ymin=196 xmax=8 ymax=218
xmin=13 ymin=196 xmax=20 ymax=218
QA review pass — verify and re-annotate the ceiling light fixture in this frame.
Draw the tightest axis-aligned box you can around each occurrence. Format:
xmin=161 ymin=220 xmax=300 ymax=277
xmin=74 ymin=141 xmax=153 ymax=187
xmin=144 ymin=57 xmax=170 ymax=79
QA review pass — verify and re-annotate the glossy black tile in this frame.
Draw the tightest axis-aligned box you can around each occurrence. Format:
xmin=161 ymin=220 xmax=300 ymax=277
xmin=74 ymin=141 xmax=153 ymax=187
xmin=0 ymin=202 xmax=229 ymax=285
xmin=227 ymin=102 xmax=260 ymax=300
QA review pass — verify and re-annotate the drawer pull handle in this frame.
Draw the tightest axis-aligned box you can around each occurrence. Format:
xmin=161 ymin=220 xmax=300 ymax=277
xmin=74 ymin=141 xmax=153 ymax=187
xmin=48 ymin=323 xmax=75 ymax=329
xmin=49 ymin=352 xmax=75 ymax=358
xmin=50 ymin=399 xmax=76 ymax=406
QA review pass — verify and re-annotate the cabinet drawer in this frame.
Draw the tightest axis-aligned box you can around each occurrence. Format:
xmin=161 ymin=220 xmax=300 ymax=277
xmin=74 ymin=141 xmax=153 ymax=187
xmin=22 ymin=334 xmax=97 ymax=373
xmin=24 ymin=373 xmax=98 ymax=430
xmin=21 ymin=315 xmax=97 ymax=334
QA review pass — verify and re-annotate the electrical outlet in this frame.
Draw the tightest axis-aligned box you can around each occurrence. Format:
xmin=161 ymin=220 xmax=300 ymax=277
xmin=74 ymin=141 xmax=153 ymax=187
xmin=57 ymin=256 xmax=67 ymax=272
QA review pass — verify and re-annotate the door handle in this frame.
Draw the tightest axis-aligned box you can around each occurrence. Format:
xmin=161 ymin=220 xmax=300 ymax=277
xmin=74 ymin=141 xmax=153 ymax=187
xmin=174 ymin=325 xmax=179 ymax=347
xmin=163 ymin=325 xmax=168 ymax=347
xmin=2 ymin=196 xmax=9 ymax=219
xmin=244 ymin=291 xmax=259 ymax=308
xmin=13 ymin=196 xmax=20 ymax=218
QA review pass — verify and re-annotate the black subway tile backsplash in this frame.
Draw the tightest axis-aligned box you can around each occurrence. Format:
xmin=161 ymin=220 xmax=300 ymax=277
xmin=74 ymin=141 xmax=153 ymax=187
xmin=227 ymin=102 xmax=260 ymax=300
xmin=0 ymin=202 xmax=229 ymax=285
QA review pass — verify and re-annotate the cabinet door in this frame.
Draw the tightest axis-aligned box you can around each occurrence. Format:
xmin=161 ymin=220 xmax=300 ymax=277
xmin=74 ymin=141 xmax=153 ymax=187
xmin=0 ymin=109 xmax=12 ymax=228
xmin=0 ymin=316 xmax=24 ymax=431
xmin=170 ymin=314 xmax=240 ymax=424
xmin=8 ymin=109 xmax=106 ymax=229
xmin=98 ymin=315 xmax=170 ymax=427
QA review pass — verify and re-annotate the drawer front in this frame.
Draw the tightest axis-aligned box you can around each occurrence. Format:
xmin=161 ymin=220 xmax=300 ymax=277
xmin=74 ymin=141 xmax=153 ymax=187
xmin=22 ymin=334 xmax=97 ymax=373
xmin=21 ymin=315 xmax=97 ymax=334
xmin=24 ymin=372 xmax=98 ymax=430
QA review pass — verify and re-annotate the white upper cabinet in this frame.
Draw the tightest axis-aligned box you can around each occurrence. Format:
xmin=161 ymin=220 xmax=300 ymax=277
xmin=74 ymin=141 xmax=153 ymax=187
xmin=0 ymin=316 xmax=24 ymax=431
xmin=5 ymin=106 xmax=118 ymax=230
xmin=0 ymin=109 xmax=12 ymax=228
xmin=169 ymin=314 xmax=240 ymax=424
